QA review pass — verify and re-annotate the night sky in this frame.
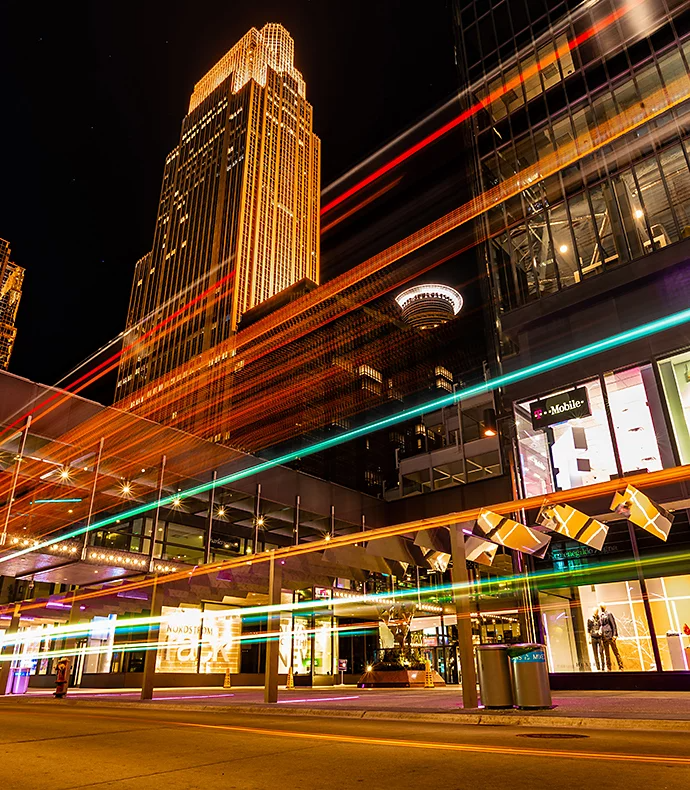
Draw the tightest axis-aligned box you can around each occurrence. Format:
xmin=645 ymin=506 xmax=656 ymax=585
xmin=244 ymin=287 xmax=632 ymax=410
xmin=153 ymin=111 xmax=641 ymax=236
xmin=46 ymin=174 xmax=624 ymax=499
xmin=0 ymin=1 xmax=457 ymax=391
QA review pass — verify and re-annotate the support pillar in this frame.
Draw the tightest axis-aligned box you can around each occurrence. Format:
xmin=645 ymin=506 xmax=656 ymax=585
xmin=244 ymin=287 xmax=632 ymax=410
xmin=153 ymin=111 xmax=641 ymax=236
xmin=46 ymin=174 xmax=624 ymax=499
xmin=1 ymin=416 xmax=32 ymax=544
xmin=0 ymin=604 xmax=21 ymax=695
xmin=141 ymin=576 xmax=162 ymax=701
xmin=204 ymin=471 xmax=217 ymax=564
xmin=450 ymin=523 xmax=478 ymax=709
xmin=81 ymin=437 xmax=104 ymax=558
xmin=264 ymin=552 xmax=282 ymax=703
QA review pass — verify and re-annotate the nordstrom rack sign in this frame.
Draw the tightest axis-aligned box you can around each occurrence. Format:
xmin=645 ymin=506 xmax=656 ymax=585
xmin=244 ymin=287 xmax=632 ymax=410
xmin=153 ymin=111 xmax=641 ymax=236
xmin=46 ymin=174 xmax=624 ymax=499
xmin=530 ymin=386 xmax=591 ymax=430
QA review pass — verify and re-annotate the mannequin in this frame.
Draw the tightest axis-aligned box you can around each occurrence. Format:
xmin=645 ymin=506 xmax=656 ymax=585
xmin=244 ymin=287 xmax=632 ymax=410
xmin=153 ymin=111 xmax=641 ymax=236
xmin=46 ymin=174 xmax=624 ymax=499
xmin=586 ymin=606 xmax=603 ymax=670
xmin=599 ymin=603 xmax=624 ymax=670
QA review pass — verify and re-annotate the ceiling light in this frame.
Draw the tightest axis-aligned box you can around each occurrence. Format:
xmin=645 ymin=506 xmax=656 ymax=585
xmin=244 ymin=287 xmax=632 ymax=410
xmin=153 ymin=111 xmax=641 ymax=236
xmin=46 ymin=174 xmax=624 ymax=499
xmin=634 ymin=208 xmax=644 ymax=219
xmin=559 ymin=244 xmax=569 ymax=254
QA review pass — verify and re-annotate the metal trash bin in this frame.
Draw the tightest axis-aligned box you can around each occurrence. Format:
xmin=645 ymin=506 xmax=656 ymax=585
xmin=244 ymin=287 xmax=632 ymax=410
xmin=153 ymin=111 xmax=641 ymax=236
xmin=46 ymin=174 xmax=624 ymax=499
xmin=508 ymin=643 xmax=552 ymax=709
xmin=476 ymin=644 xmax=514 ymax=708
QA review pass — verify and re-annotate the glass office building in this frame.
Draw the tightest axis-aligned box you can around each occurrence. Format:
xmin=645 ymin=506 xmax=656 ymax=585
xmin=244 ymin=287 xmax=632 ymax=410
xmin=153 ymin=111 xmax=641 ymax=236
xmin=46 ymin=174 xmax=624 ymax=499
xmin=453 ymin=0 xmax=690 ymax=681
xmin=453 ymin=0 xmax=690 ymax=314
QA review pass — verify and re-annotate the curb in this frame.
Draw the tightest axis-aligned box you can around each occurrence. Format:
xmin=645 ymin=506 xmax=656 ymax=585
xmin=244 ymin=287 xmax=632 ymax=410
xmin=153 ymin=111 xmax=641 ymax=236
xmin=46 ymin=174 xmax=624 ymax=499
xmin=3 ymin=696 xmax=689 ymax=732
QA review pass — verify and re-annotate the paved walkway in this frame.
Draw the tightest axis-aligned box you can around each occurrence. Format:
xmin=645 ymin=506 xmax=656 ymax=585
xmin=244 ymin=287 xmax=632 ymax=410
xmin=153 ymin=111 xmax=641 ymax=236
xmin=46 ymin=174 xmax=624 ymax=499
xmin=7 ymin=685 xmax=690 ymax=731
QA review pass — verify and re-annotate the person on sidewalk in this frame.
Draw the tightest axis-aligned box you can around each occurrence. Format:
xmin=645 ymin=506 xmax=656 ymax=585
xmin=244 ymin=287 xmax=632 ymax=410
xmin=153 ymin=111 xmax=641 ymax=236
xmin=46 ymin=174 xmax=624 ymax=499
xmin=53 ymin=658 xmax=70 ymax=698
xmin=587 ymin=607 xmax=603 ymax=670
xmin=599 ymin=604 xmax=624 ymax=670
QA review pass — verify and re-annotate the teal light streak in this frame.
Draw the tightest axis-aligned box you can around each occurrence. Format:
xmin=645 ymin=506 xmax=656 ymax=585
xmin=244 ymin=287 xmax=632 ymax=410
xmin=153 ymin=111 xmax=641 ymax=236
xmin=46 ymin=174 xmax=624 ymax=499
xmin=32 ymin=498 xmax=83 ymax=504
xmin=5 ymin=306 xmax=690 ymax=564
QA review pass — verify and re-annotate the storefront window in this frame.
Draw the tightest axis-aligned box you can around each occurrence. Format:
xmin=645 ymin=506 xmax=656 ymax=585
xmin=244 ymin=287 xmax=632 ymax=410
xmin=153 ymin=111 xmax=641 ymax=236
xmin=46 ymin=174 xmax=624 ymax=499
xmin=540 ymin=580 xmax=656 ymax=672
xmin=658 ymin=349 xmax=690 ymax=464
xmin=604 ymin=366 xmax=664 ymax=474
xmin=646 ymin=575 xmax=690 ymax=671
xmin=516 ymin=379 xmax=618 ymax=494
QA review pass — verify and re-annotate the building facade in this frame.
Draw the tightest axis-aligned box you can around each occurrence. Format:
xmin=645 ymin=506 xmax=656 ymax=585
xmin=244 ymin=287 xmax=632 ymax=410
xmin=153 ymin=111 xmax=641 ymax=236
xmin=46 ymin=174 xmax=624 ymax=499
xmin=0 ymin=238 xmax=24 ymax=370
xmin=453 ymin=0 xmax=690 ymax=681
xmin=117 ymin=24 xmax=321 ymax=400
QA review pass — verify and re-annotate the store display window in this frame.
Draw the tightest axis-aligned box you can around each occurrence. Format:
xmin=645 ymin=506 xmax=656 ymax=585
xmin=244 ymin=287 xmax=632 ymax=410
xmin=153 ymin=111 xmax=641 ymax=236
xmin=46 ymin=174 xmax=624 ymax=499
xmin=516 ymin=367 xmax=668 ymax=496
xmin=539 ymin=575 xmax=690 ymax=673
xmin=515 ymin=379 xmax=618 ymax=496
xmin=603 ymin=366 xmax=665 ymax=474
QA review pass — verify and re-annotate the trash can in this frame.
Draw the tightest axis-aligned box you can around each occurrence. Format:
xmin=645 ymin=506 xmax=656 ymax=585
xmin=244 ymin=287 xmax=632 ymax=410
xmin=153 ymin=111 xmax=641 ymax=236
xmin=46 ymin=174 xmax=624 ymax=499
xmin=476 ymin=644 xmax=514 ymax=709
xmin=11 ymin=667 xmax=30 ymax=695
xmin=508 ymin=643 xmax=552 ymax=710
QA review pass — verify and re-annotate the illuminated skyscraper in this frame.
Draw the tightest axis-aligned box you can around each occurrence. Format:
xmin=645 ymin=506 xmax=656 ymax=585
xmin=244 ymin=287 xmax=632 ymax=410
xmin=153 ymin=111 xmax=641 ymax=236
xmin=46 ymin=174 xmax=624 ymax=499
xmin=0 ymin=238 xmax=24 ymax=370
xmin=117 ymin=24 xmax=320 ymax=398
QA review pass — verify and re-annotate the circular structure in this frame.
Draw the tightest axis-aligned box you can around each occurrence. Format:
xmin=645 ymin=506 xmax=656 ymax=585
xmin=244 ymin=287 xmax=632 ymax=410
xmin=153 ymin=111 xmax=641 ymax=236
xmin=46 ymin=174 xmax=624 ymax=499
xmin=395 ymin=284 xmax=463 ymax=330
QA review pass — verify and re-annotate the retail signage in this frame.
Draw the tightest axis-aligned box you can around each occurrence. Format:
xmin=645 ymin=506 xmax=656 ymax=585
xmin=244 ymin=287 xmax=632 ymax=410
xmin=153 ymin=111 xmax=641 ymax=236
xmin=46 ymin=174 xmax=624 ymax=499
xmin=530 ymin=387 xmax=591 ymax=430
xmin=338 ymin=659 xmax=348 ymax=672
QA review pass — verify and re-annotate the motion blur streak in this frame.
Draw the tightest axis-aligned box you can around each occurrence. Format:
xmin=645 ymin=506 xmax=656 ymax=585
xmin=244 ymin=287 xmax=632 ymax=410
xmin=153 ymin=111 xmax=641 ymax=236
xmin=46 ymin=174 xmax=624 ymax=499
xmin=320 ymin=0 xmax=639 ymax=215
xmin=27 ymin=710 xmax=690 ymax=766
xmin=5 ymin=462 xmax=690 ymax=616
xmin=0 ymin=268 xmax=235 ymax=444
xmin=4 ymin=297 xmax=689 ymax=569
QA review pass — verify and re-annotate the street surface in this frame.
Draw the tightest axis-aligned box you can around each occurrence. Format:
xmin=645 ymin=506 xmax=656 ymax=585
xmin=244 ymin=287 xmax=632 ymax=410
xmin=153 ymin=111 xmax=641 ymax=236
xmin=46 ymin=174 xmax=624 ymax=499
xmin=1 ymin=700 xmax=689 ymax=789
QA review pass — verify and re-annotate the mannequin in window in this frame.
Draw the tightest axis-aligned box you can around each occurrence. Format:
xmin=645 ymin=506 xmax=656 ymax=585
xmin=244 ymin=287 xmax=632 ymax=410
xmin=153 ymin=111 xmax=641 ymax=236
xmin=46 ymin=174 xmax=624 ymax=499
xmin=599 ymin=603 xmax=624 ymax=670
xmin=587 ymin=606 xmax=603 ymax=671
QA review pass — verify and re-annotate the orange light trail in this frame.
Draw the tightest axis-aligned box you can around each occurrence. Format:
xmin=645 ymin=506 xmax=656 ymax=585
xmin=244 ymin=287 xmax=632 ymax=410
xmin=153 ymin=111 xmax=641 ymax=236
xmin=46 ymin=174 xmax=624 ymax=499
xmin=320 ymin=0 xmax=640 ymax=216
xmin=12 ymin=708 xmax=690 ymax=766
xmin=6 ymin=461 xmax=690 ymax=616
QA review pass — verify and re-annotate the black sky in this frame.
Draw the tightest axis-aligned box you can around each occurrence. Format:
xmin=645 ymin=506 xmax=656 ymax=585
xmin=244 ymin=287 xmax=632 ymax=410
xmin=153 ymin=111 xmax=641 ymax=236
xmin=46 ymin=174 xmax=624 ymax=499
xmin=0 ymin=0 xmax=457 ymax=389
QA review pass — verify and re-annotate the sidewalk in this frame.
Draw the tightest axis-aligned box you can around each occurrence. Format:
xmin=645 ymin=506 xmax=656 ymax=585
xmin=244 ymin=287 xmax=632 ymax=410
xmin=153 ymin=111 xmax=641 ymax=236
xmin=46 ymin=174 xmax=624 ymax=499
xmin=4 ymin=685 xmax=690 ymax=732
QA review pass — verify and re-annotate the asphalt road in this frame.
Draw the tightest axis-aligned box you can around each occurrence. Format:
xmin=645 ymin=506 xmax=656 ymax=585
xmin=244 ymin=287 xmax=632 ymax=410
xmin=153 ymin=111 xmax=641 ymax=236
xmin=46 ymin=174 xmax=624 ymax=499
xmin=1 ymin=701 xmax=689 ymax=790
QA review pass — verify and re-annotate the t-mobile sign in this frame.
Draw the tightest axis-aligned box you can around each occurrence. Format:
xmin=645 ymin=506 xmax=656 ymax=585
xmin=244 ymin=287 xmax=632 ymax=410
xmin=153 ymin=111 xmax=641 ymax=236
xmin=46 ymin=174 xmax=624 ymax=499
xmin=530 ymin=387 xmax=591 ymax=430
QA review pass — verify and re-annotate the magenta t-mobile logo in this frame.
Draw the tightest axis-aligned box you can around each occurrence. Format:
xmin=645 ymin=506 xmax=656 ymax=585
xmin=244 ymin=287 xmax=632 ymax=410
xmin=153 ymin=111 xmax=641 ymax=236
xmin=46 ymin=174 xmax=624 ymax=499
xmin=533 ymin=408 xmax=544 ymax=420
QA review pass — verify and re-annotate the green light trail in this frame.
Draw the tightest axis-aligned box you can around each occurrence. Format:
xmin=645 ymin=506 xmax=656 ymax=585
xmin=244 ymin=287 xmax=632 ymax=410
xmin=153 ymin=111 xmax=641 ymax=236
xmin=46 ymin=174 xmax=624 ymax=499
xmin=4 ymin=305 xmax=690 ymax=564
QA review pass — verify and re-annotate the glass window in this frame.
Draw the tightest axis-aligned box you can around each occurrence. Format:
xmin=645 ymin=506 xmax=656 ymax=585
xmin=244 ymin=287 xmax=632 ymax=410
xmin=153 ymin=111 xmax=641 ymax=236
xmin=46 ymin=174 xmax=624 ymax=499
xmin=646 ymin=575 xmax=690 ymax=671
xmin=516 ymin=379 xmax=618 ymax=494
xmin=569 ymin=193 xmax=603 ymax=280
xmin=541 ymin=581 xmax=656 ymax=673
xmin=515 ymin=406 xmax=554 ymax=497
xmin=604 ymin=366 xmax=664 ymax=474
xmin=659 ymin=145 xmax=690 ymax=236
xmin=658 ymin=349 xmax=690 ymax=464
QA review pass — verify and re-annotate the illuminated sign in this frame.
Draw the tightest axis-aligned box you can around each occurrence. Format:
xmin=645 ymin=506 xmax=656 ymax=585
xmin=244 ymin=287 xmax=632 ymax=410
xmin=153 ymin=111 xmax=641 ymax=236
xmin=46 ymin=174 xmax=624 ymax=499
xmin=530 ymin=387 xmax=591 ymax=430
xmin=155 ymin=606 xmax=240 ymax=674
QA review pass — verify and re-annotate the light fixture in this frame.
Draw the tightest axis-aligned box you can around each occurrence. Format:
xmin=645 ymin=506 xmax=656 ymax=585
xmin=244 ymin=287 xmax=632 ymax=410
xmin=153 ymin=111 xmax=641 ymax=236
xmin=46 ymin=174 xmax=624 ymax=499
xmin=217 ymin=507 xmax=226 ymax=518
xmin=559 ymin=243 xmax=569 ymax=254
xmin=634 ymin=208 xmax=644 ymax=219
xmin=172 ymin=497 xmax=181 ymax=507
xmin=59 ymin=468 xmax=71 ymax=481
xmin=121 ymin=482 xmax=132 ymax=496
xmin=482 ymin=408 xmax=498 ymax=438
xmin=256 ymin=515 xmax=265 ymax=527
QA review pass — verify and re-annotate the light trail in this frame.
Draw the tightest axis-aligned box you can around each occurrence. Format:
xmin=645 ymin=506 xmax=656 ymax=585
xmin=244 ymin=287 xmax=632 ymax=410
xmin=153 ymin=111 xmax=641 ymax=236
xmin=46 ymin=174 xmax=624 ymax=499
xmin=21 ymin=709 xmax=690 ymax=766
xmin=320 ymin=0 xmax=640 ymax=215
xmin=3 ymin=300 xmax=689 ymax=568
xmin=0 ymin=268 xmax=236 ymax=448
xmin=125 ymin=67 xmax=690 ymax=423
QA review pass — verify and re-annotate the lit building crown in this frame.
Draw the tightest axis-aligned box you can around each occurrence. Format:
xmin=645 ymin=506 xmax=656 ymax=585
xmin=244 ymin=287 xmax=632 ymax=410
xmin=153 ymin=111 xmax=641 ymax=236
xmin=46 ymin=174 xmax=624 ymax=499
xmin=189 ymin=23 xmax=306 ymax=112
xmin=396 ymin=284 xmax=463 ymax=330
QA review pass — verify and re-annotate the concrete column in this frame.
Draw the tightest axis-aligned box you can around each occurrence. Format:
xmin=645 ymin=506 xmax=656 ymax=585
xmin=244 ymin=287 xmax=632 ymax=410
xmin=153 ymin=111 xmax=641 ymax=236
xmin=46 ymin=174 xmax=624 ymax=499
xmin=141 ymin=576 xmax=162 ymax=701
xmin=63 ymin=592 xmax=83 ymax=682
xmin=0 ymin=604 xmax=21 ymax=695
xmin=264 ymin=552 xmax=282 ymax=703
xmin=449 ymin=523 xmax=478 ymax=709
